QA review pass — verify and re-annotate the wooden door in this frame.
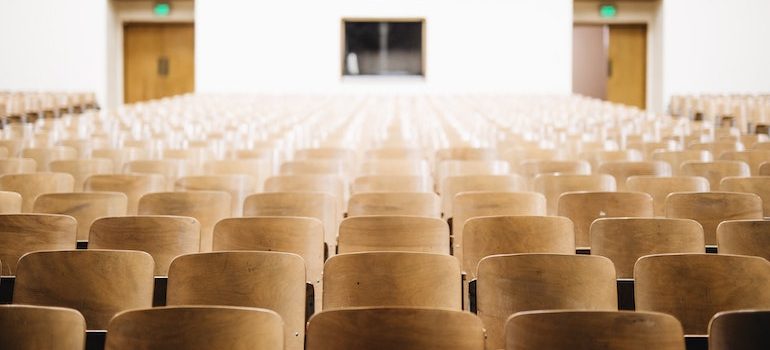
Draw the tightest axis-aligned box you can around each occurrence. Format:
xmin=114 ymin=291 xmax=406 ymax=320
xmin=124 ymin=23 xmax=194 ymax=104
xmin=607 ymin=24 xmax=646 ymax=109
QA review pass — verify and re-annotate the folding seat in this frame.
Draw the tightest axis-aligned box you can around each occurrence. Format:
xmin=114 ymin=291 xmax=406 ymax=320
xmin=591 ymin=218 xmax=704 ymax=278
xmin=175 ymin=175 xmax=256 ymax=217
xmin=681 ymin=160 xmax=750 ymax=189
xmin=665 ymin=192 xmax=762 ymax=246
xmin=709 ymin=310 xmax=770 ymax=350
xmin=93 ymin=147 xmax=150 ymax=173
xmin=124 ymin=159 xmax=190 ymax=190
xmin=0 ymin=158 xmax=36 ymax=175
xmin=50 ymin=159 xmax=114 ymax=191
xmin=138 ymin=191 xmax=231 ymax=252
xmin=21 ymin=146 xmax=77 ymax=171
xmin=688 ymin=141 xmax=744 ymax=158
xmin=264 ymin=174 xmax=346 ymax=217
xmin=14 ymin=250 xmax=154 ymax=329
xmin=717 ymin=220 xmax=770 ymax=260
xmin=651 ymin=150 xmax=712 ymax=175
xmin=518 ymin=160 xmax=591 ymax=187
xmin=202 ymin=158 xmax=271 ymax=191
xmin=244 ymin=192 xmax=336 ymax=251
xmin=441 ymin=175 xmax=526 ymax=219
xmin=579 ymin=149 xmax=642 ymax=171
xmin=84 ymin=174 xmax=165 ymax=215
xmin=635 ymin=254 xmax=770 ymax=335
xmin=323 ymin=252 xmax=461 ymax=310
xmin=720 ymin=150 xmax=770 ymax=175
xmin=626 ymin=175 xmax=710 ymax=216
xmin=352 ymin=175 xmax=432 ymax=193
xmin=347 ymin=192 xmax=440 ymax=218
xmin=558 ymin=191 xmax=653 ymax=249
xmin=167 ymin=251 xmax=305 ymax=350
xmin=33 ymin=192 xmax=127 ymax=241
xmin=358 ymin=159 xmax=429 ymax=176
xmin=0 ymin=214 xmax=76 ymax=275
xmin=437 ymin=160 xmax=510 ymax=188
xmin=338 ymin=216 xmax=449 ymax=254
xmin=105 ymin=306 xmax=283 ymax=350
xmin=89 ymin=215 xmax=200 ymax=275
xmin=0 ymin=173 xmax=74 ymax=212
xmin=597 ymin=161 xmax=671 ymax=191
xmin=626 ymin=140 xmax=678 ymax=159
xmin=476 ymin=254 xmax=617 ymax=350
xmin=306 ymin=307 xmax=485 ymax=350
xmin=505 ymin=310 xmax=685 ymax=350
xmin=0 ymin=305 xmax=86 ymax=350
xmin=533 ymin=174 xmax=616 ymax=216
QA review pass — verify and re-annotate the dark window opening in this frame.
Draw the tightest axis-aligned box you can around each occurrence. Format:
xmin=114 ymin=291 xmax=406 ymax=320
xmin=343 ymin=20 xmax=424 ymax=76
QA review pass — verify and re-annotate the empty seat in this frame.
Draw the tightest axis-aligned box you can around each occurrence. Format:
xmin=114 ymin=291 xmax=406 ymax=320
xmin=591 ymin=218 xmax=705 ymax=278
xmin=175 ymin=175 xmax=256 ymax=217
xmin=0 ymin=173 xmax=74 ymax=212
xmin=105 ymin=306 xmax=284 ymax=350
xmin=0 ymin=191 xmax=22 ymax=213
xmin=505 ymin=310 xmax=685 ymax=350
xmin=437 ymin=160 xmax=510 ymax=186
xmin=0 ymin=213 xmax=76 ymax=275
xmin=720 ymin=176 xmax=770 ymax=216
xmin=306 ymin=307 xmax=485 ymax=350
xmin=202 ymin=159 xmax=271 ymax=191
xmin=579 ymin=149 xmax=642 ymax=170
xmin=243 ymin=192 xmax=337 ymax=250
xmin=83 ymin=174 xmax=166 ymax=215
xmin=626 ymin=176 xmax=710 ymax=216
xmin=89 ymin=215 xmax=201 ymax=275
xmin=338 ymin=215 xmax=449 ymax=254
xmin=761 ymin=161 xmax=770 ymax=175
xmin=358 ymin=159 xmax=429 ymax=176
xmin=0 ymin=304 xmax=86 ymax=350
xmin=476 ymin=253 xmax=617 ymax=350
xmin=93 ymin=147 xmax=150 ymax=173
xmin=598 ymin=161 xmax=671 ymax=191
xmin=0 ymin=158 xmax=36 ymax=175
xmin=50 ymin=159 xmax=113 ymax=191
xmin=665 ymin=192 xmax=763 ymax=245
xmin=167 ymin=251 xmax=305 ymax=350
xmin=347 ymin=192 xmax=440 ymax=217
xmin=441 ymin=174 xmax=526 ymax=218
xmin=14 ymin=250 xmax=154 ymax=329
xmin=533 ymin=174 xmax=616 ymax=215
xmin=709 ymin=310 xmax=770 ymax=350
xmin=635 ymin=253 xmax=770 ymax=334
xmin=22 ymin=146 xmax=77 ymax=171
xmin=33 ymin=192 xmax=128 ymax=241
xmin=717 ymin=220 xmax=770 ymax=260
xmin=651 ymin=150 xmax=712 ymax=176
xmin=352 ymin=175 xmax=432 ymax=193
xmin=124 ymin=160 xmax=189 ymax=190
xmin=323 ymin=252 xmax=461 ymax=310
xmin=681 ymin=160 xmax=750 ymax=189
xmin=518 ymin=160 xmax=591 ymax=184
xmin=688 ymin=141 xmax=744 ymax=158
xmin=721 ymin=150 xmax=770 ymax=175
xmin=280 ymin=159 xmax=347 ymax=177
xmin=264 ymin=174 xmax=346 ymax=217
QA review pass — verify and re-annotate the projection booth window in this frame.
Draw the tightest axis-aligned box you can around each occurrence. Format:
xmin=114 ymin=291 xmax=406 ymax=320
xmin=342 ymin=19 xmax=424 ymax=76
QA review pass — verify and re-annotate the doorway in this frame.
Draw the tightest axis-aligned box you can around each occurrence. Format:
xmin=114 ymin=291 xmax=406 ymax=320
xmin=123 ymin=23 xmax=195 ymax=103
xmin=573 ymin=24 xmax=647 ymax=109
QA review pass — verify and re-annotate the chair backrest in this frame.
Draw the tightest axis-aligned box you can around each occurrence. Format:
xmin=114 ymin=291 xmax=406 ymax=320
xmin=167 ymin=251 xmax=305 ymax=350
xmin=84 ymin=174 xmax=166 ymax=215
xmin=651 ymin=150 xmax=712 ymax=175
xmin=264 ymin=174 xmax=346 ymax=216
xmin=665 ymin=192 xmax=763 ymax=245
xmin=0 ymin=191 xmax=22 ymax=213
xmin=243 ymin=192 xmax=337 ymax=249
xmin=338 ymin=215 xmax=449 ymax=255
xmin=761 ymin=161 xmax=770 ymax=175
xmin=591 ymin=217 xmax=705 ymax=278
xmin=688 ymin=141 xmax=744 ymax=158
xmin=358 ymin=160 xmax=429 ymax=176
xmin=0 ymin=213 xmax=76 ymax=275
xmin=505 ymin=310 xmax=685 ymax=350
xmin=21 ymin=146 xmax=77 ymax=171
xmin=681 ymin=160 xmax=750 ymax=189
xmin=50 ymin=159 xmax=113 ymax=191
xmin=352 ymin=175 xmax=432 ymax=193
xmin=476 ymin=253 xmax=618 ymax=350
xmin=717 ymin=219 xmax=770 ymax=261
xmin=533 ymin=174 xmax=616 ymax=215
xmin=105 ymin=306 xmax=284 ymax=350
xmin=306 ymin=307 xmax=485 ymax=350
xmin=280 ymin=160 xmax=347 ymax=177
xmin=557 ymin=191 xmax=653 ymax=248
xmin=437 ymin=160 xmax=510 ymax=186
xmin=202 ymin=159 xmax=271 ymax=191
xmin=721 ymin=150 xmax=770 ymax=175
xmin=89 ymin=215 xmax=201 ymax=275
xmin=0 ymin=305 xmax=86 ymax=350
xmin=635 ymin=253 xmax=770 ymax=334
xmin=33 ymin=192 xmax=128 ymax=241
xmin=124 ymin=159 xmax=189 ymax=190
xmin=441 ymin=175 xmax=526 ymax=218
xmin=709 ymin=310 xmax=770 ymax=350
xmin=365 ymin=147 xmax=425 ymax=160
xmin=0 ymin=158 xmax=36 ymax=175
xmin=138 ymin=191 xmax=231 ymax=252
xmin=347 ymin=192 xmax=440 ymax=218
xmin=0 ymin=172 xmax=74 ymax=212
xmin=14 ymin=250 xmax=154 ymax=329
xmin=720 ymin=176 xmax=770 ymax=216
xmin=597 ymin=161 xmax=672 ymax=191
xmin=323 ymin=252 xmax=461 ymax=310
xmin=93 ymin=147 xmax=150 ymax=173
xmin=518 ymin=160 xmax=591 ymax=186
xmin=579 ymin=149 xmax=643 ymax=170
xmin=175 ymin=175 xmax=256 ymax=217
xmin=462 ymin=215 xmax=574 ymax=278
xmin=626 ymin=175 xmax=710 ymax=216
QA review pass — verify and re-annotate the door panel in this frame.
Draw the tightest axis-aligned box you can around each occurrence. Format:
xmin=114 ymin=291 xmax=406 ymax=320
xmin=607 ymin=24 xmax=646 ymax=109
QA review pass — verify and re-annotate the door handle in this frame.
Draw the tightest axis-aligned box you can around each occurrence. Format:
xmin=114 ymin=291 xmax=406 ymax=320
xmin=157 ymin=56 xmax=169 ymax=76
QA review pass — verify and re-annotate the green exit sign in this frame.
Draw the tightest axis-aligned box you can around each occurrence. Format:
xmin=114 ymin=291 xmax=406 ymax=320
xmin=599 ymin=4 xmax=617 ymax=18
xmin=153 ymin=2 xmax=171 ymax=17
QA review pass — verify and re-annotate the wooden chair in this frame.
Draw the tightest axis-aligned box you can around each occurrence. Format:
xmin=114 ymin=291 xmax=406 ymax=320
xmin=665 ymin=192 xmax=763 ymax=245
xmin=0 ymin=172 xmax=74 ymax=212
xmin=105 ymin=306 xmax=284 ymax=350
xmin=518 ymin=160 xmax=591 ymax=184
xmin=338 ymin=216 xmax=449 ymax=255
xmin=21 ymin=146 xmax=77 ymax=171
xmin=688 ymin=141 xmax=744 ymax=158
xmin=651 ymin=150 xmax=712 ymax=175
xmin=720 ymin=176 xmax=770 ymax=216
xmin=93 ymin=147 xmax=150 ymax=173
xmin=359 ymin=160 xmax=429 ymax=176
xmin=579 ymin=150 xmax=643 ymax=171
xmin=437 ymin=160 xmax=510 ymax=186
xmin=352 ymin=175 xmax=432 ymax=193
xmin=89 ymin=215 xmax=200 ymax=275
xmin=0 ymin=139 xmax=24 ymax=157
xmin=0 ymin=191 xmax=22 ymax=213
xmin=0 ymin=213 xmax=76 ymax=275
xmin=505 ymin=310 xmax=685 ymax=350
xmin=681 ymin=160 xmax=750 ymax=190
xmin=366 ymin=147 xmax=425 ymax=160
xmin=50 ymin=159 xmax=113 ymax=191
xmin=124 ymin=160 xmax=189 ymax=190
xmin=721 ymin=150 xmax=770 ymax=175
xmin=175 ymin=175 xmax=256 ymax=217
xmin=709 ymin=310 xmax=770 ymax=350
xmin=533 ymin=174 xmax=616 ymax=215
xmin=761 ymin=161 xmax=770 ymax=175
xmin=33 ymin=192 xmax=128 ymax=241
xmin=462 ymin=215 xmax=574 ymax=278
xmin=0 ymin=304 xmax=86 ymax=350
xmin=0 ymin=158 xmax=36 ymax=175
xmin=306 ymin=307 xmax=485 ymax=350
xmin=264 ymin=175 xmax=346 ymax=217
xmin=476 ymin=253 xmax=617 ymax=350
xmin=441 ymin=175 xmax=526 ymax=219
xmin=14 ymin=250 xmax=154 ymax=329
xmin=717 ymin=220 xmax=770 ymax=260
xmin=557 ymin=191 xmax=653 ymax=249
xmin=598 ymin=161 xmax=671 ymax=191
xmin=280 ymin=160 xmax=347 ymax=177
xmin=627 ymin=140 xmax=678 ymax=159
xmin=295 ymin=147 xmax=355 ymax=163
xmin=323 ymin=252 xmax=461 ymax=310
xmin=591 ymin=217 xmax=705 ymax=278
xmin=634 ymin=253 xmax=770 ymax=334
xmin=626 ymin=175 xmax=710 ymax=216
xmin=347 ymin=192 xmax=440 ymax=218
xmin=167 ymin=251 xmax=305 ymax=350
xmin=138 ymin=191 xmax=231 ymax=252
xmin=436 ymin=147 xmax=496 ymax=163
xmin=202 ymin=159 xmax=271 ymax=191
xmin=83 ymin=174 xmax=166 ymax=215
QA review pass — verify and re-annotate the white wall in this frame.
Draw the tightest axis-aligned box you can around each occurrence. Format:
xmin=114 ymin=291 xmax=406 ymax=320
xmin=662 ymin=0 xmax=770 ymax=104
xmin=196 ymin=0 xmax=573 ymax=95
xmin=0 ymin=0 xmax=109 ymax=104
